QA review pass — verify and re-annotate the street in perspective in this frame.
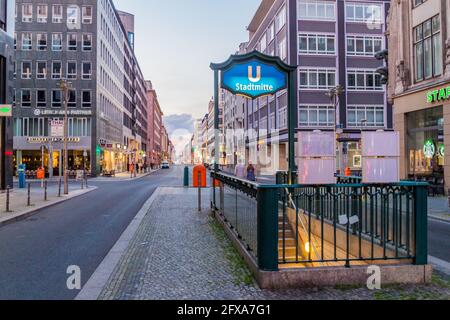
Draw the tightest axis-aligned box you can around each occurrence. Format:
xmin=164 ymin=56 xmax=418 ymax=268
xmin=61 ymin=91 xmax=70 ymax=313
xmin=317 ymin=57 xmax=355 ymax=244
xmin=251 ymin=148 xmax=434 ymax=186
xmin=0 ymin=0 xmax=449 ymax=310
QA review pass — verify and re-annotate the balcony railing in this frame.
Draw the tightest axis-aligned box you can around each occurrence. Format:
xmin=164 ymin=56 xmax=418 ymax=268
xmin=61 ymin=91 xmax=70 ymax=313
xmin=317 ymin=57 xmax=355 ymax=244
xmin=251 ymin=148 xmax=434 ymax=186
xmin=211 ymin=171 xmax=428 ymax=271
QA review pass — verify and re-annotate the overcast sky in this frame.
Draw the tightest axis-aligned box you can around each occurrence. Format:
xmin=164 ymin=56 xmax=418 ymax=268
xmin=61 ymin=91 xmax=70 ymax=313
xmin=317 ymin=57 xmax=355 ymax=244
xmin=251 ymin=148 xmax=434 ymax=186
xmin=114 ymin=0 xmax=261 ymax=122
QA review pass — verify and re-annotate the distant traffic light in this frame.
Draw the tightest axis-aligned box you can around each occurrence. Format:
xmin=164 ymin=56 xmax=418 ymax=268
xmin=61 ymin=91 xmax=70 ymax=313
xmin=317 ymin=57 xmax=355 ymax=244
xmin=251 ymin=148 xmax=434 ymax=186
xmin=375 ymin=49 xmax=389 ymax=85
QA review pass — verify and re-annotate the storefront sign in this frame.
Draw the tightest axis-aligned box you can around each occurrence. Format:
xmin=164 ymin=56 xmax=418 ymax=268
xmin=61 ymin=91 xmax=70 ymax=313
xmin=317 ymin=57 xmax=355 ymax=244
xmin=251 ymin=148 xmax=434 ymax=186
xmin=423 ymin=140 xmax=436 ymax=159
xmin=0 ymin=105 xmax=12 ymax=117
xmin=34 ymin=109 xmax=93 ymax=116
xmin=50 ymin=120 xmax=64 ymax=137
xmin=427 ymin=86 xmax=450 ymax=103
xmin=221 ymin=59 xmax=287 ymax=99
xmin=27 ymin=137 xmax=81 ymax=144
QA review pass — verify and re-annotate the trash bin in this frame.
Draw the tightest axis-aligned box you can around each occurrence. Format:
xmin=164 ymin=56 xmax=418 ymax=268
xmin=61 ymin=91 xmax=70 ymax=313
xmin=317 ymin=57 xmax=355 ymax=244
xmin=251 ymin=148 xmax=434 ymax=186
xmin=18 ymin=164 xmax=26 ymax=189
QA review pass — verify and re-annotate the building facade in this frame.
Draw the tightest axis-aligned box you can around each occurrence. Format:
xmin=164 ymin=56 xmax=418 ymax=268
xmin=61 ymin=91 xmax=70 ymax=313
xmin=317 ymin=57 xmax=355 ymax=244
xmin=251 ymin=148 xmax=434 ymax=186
xmin=214 ymin=0 xmax=391 ymax=176
xmin=0 ymin=0 xmax=14 ymax=189
xmin=388 ymin=0 xmax=450 ymax=192
xmin=13 ymin=0 xmax=148 ymax=176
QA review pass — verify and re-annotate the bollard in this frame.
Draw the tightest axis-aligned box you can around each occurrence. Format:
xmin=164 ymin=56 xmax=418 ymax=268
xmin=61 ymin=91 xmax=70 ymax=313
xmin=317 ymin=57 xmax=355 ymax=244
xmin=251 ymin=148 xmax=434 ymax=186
xmin=184 ymin=166 xmax=189 ymax=187
xmin=58 ymin=178 xmax=62 ymax=197
xmin=5 ymin=185 xmax=11 ymax=212
xmin=198 ymin=171 xmax=201 ymax=212
xmin=44 ymin=180 xmax=48 ymax=201
xmin=27 ymin=183 xmax=31 ymax=206
xmin=81 ymin=177 xmax=84 ymax=190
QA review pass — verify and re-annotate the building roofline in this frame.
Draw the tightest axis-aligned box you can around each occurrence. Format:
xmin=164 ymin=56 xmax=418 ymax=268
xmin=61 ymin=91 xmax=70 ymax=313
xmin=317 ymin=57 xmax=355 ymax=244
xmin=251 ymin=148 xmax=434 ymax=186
xmin=247 ymin=0 xmax=274 ymax=33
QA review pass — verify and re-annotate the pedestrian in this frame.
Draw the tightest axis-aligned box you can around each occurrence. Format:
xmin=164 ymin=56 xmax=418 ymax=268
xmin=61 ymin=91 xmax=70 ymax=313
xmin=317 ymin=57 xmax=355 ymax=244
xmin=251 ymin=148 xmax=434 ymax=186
xmin=246 ymin=162 xmax=256 ymax=182
xmin=234 ymin=161 xmax=246 ymax=179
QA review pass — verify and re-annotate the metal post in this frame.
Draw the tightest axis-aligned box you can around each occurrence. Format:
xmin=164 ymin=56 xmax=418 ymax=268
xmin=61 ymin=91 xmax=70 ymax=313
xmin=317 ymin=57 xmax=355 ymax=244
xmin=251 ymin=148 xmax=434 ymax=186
xmin=27 ymin=183 xmax=31 ymax=206
xmin=44 ymin=180 xmax=48 ymax=201
xmin=257 ymin=187 xmax=279 ymax=271
xmin=414 ymin=184 xmax=428 ymax=265
xmin=287 ymin=69 xmax=298 ymax=185
xmin=81 ymin=175 xmax=84 ymax=190
xmin=213 ymin=69 xmax=219 ymax=208
xmin=198 ymin=171 xmax=202 ymax=212
xmin=59 ymin=79 xmax=71 ymax=195
xmin=58 ymin=177 xmax=62 ymax=197
xmin=5 ymin=185 xmax=11 ymax=212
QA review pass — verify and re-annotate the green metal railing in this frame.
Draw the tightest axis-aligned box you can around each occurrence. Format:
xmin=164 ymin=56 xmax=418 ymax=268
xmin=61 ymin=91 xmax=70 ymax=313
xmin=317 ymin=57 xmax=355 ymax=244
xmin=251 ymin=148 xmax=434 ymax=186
xmin=211 ymin=172 xmax=428 ymax=271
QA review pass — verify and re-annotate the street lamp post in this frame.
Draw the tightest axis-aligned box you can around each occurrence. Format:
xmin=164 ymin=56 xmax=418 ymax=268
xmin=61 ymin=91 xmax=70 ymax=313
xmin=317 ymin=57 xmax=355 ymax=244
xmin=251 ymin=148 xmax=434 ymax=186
xmin=58 ymin=79 xmax=72 ymax=195
xmin=326 ymin=85 xmax=345 ymax=174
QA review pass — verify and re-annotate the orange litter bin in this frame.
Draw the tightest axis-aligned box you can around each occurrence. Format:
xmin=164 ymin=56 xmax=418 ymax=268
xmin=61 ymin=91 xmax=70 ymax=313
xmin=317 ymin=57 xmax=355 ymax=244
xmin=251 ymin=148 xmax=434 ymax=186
xmin=36 ymin=167 xmax=45 ymax=180
xmin=193 ymin=165 xmax=207 ymax=188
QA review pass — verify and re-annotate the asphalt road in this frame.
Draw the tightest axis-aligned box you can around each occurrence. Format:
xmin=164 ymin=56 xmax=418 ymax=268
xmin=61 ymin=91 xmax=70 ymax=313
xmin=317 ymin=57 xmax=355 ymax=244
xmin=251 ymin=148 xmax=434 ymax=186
xmin=428 ymin=218 xmax=450 ymax=262
xmin=0 ymin=165 xmax=183 ymax=300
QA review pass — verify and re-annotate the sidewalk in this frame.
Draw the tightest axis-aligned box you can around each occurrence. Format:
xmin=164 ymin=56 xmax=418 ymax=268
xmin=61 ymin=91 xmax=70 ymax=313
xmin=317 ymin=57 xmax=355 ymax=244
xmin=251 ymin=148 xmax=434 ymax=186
xmin=77 ymin=187 xmax=449 ymax=300
xmin=0 ymin=183 xmax=97 ymax=227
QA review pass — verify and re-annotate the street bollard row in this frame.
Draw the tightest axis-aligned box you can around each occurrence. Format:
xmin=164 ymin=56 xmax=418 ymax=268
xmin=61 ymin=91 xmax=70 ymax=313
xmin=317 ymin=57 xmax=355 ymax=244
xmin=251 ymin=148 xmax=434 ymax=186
xmin=3 ymin=178 xmax=90 ymax=213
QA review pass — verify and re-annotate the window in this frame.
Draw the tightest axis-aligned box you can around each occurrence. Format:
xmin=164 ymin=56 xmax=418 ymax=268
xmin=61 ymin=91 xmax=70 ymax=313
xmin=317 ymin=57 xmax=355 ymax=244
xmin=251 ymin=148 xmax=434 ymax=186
xmin=268 ymin=22 xmax=275 ymax=43
xmin=299 ymin=34 xmax=335 ymax=55
xmin=21 ymin=33 xmax=32 ymax=50
xmin=347 ymin=69 xmax=383 ymax=90
xmin=345 ymin=3 xmax=382 ymax=24
xmin=67 ymin=61 xmax=77 ymax=79
xmin=37 ymin=4 xmax=48 ymax=23
xmin=69 ymin=118 xmax=91 ymax=137
xmin=67 ymin=5 xmax=79 ymax=25
xmin=414 ymin=15 xmax=442 ymax=82
xmin=346 ymin=35 xmax=383 ymax=56
xmin=52 ymin=90 xmax=62 ymax=108
xmin=21 ymin=61 xmax=32 ymax=79
xmin=299 ymin=68 xmax=336 ymax=89
xmin=52 ymin=33 xmax=62 ymax=51
xmin=278 ymin=36 xmax=287 ymax=60
xmin=82 ymin=91 xmax=92 ymax=107
xmin=36 ymin=90 xmax=46 ymax=108
xmin=347 ymin=105 xmax=384 ymax=127
xmin=67 ymin=33 xmax=77 ymax=51
xmin=82 ymin=6 xmax=93 ymax=24
xmin=299 ymin=105 xmax=335 ymax=127
xmin=52 ymin=5 xmax=63 ymax=23
xmin=36 ymin=33 xmax=47 ymax=51
xmin=52 ymin=61 xmax=62 ymax=79
xmin=22 ymin=90 xmax=32 ymax=107
xmin=37 ymin=61 xmax=47 ymax=79
xmin=298 ymin=0 xmax=335 ymax=20
xmin=275 ymin=6 xmax=286 ymax=33
xmin=82 ymin=34 xmax=92 ymax=51
xmin=413 ymin=0 xmax=427 ymax=8
xmin=278 ymin=106 xmax=288 ymax=129
xmin=22 ymin=4 xmax=32 ymax=22
xmin=82 ymin=62 xmax=92 ymax=80
xmin=260 ymin=33 xmax=267 ymax=52
xmin=68 ymin=90 xmax=76 ymax=108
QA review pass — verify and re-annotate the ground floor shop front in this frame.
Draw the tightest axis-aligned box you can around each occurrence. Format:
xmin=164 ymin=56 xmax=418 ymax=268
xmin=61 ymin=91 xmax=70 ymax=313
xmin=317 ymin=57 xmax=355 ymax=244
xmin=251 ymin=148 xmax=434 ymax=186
xmin=393 ymin=81 xmax=450 ymax=194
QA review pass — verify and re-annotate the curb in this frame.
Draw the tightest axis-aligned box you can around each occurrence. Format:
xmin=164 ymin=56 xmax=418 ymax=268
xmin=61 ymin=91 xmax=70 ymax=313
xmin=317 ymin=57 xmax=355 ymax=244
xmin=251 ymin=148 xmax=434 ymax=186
xmin=75 ymin=187 xmax=162 ymax=300
xmin=0 ymin=187 xmax=98 ymax=228
xmin=429 ymin=215 xmax=450 ymax=224
xmin=88 ymin=169 xmax=161 ymax=183
xmin=429 ymin=255 xmax=450 ymax=275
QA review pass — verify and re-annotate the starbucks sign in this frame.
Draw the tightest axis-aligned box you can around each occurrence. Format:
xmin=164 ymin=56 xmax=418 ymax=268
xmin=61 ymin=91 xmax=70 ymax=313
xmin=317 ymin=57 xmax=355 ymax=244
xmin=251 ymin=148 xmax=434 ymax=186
xmin=423 ymin=140 xmax=436 ymax=159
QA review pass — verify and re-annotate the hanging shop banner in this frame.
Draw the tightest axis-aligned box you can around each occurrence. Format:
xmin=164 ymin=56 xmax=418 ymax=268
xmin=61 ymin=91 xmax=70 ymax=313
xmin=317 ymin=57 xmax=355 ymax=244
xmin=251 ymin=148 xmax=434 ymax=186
xmin=50 ymin=119 xmax=64 ymax=137
xmin=212 ymin=51 xmax=295 ymax=100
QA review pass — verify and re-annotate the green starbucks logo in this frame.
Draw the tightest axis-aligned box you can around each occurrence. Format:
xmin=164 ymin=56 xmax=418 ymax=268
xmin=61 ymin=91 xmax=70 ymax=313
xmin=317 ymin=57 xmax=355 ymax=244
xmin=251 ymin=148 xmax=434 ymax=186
xmin=423 ymin=140 xmax=436 ymax=159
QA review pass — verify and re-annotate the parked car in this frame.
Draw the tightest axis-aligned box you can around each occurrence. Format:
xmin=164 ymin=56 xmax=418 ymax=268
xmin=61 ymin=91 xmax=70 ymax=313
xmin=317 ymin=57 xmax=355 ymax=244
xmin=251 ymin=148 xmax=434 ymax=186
xmin=162 ymin=161 xmax=170 ymax=169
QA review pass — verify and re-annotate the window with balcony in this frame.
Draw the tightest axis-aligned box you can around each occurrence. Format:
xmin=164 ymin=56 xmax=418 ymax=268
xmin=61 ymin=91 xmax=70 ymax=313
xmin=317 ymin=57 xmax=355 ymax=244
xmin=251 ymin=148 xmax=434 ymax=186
xmin=275 ymin=5 xmax=286 ymax=33
xmin=414 ymin=15 xmax=442 ymax=82
xmin=21 ymin=61 xmax=32 ymax=79
xmin=68 ymin=90 xmax=77 ymax=108
xmin=299 ymin=68 xmax=336 ymax=89
xmin=82 ymin=6 xmax=93 ymax=24
xmin=345 ymin=3 xmax=382 ymax=23
xmin=37 ymin=33 xmax=47 ymax=51
xmin=67 ymin=33 xmax=77 ymax=51
xmin=82 ymin=62 xmax=92 ymax=80
xmin=278 ymin=106 xmax=288 ymax=129
xmin=82 ymin=91 xmax=92 ymax=107
xmin=347 ymin=69 xmax=382 ymax=91
xmin=299 ymin=33 xmax=335 ymax=55
xmin=346 ymin=35 xmax=383 ymax=56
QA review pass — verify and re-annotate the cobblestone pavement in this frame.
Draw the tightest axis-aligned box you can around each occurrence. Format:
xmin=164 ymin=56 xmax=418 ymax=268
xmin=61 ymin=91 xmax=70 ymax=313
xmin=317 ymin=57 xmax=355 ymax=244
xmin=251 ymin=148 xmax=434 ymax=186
xmin=99 ymin=187 xmax=450 ymax=300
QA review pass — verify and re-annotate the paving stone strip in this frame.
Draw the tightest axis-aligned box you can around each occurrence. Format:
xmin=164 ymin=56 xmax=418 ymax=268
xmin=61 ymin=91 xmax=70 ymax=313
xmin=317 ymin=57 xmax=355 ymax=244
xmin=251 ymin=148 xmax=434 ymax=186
xmin=98 ymin=187 xmax=450 ymax=300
